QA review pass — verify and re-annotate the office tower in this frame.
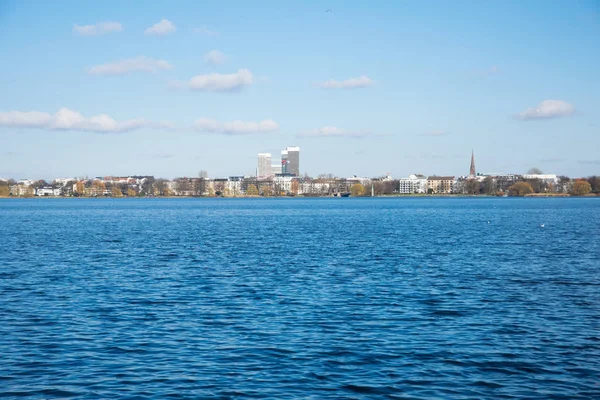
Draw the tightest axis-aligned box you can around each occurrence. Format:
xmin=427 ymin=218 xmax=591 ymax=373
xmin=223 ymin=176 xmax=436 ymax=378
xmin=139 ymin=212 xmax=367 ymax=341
xmin=281 ymin=146 xmax=300 ymax=176
xmin=257 ymin=153 xmax=272 ymax=178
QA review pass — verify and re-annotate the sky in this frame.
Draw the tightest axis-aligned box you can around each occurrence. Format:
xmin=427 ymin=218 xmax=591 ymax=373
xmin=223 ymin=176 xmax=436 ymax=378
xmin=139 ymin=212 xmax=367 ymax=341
xmin=0 ymin=0 xmax=599 ymax=180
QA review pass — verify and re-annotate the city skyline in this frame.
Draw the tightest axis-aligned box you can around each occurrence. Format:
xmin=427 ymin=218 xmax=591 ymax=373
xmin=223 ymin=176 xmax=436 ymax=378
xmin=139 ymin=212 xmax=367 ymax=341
xmin=0 ymin=1 xmax=599 ymax=180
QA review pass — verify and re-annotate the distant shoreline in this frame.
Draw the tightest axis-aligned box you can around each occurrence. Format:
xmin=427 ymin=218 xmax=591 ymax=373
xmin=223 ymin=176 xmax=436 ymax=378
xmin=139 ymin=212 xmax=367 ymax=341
xmin=2 ymin=193 xmax=598 ymax=199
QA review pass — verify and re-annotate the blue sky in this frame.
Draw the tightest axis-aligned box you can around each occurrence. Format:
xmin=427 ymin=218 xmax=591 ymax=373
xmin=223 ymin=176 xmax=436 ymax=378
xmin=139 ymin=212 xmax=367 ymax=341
xmin=0 ymin=0 xmax=598 ymax=179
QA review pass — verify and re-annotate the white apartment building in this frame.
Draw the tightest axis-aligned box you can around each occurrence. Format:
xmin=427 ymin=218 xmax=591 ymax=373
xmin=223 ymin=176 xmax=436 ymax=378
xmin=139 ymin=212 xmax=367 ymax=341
xmin=398 ymin=174 xmax=428 ymax=194
xmin=522 ymin=174 xmax=558 ymax=184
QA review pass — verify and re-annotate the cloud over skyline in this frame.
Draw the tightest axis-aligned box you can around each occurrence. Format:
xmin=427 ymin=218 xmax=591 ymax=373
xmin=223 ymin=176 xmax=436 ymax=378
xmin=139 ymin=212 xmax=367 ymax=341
xmin=517 ymin=100 xmax=575 ymax=120
xmin=0 ymin=108 xmax=171 ymax=133
xmin=189 ymin=69 xmax=253 ymax=92
xmin=194 ymin=118 xmax=278 ymax=134
xmin=422 ymin=130 xmax=446 ymax=136
xmin=298 ymin=126 xmax=372 ymax=138
xmin=194 ymin=26 xmax=219 ymax=36
xmin=204 ymin=50 xmax=226 ymax=65
xmin=320 ymin=76 xmax=374 ymax=89
xmin=73 ymin=21 xmax=123 ymax=36
xmin=144 ymin=19 xmax=176 ymax=35
xmin=88 ymin=56 xmax=173 ymax=76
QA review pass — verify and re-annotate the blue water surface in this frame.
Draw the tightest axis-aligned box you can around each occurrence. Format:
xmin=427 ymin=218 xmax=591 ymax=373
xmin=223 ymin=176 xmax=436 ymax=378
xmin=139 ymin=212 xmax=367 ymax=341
xmin=1 ymin=197 xmax=599 ymax=399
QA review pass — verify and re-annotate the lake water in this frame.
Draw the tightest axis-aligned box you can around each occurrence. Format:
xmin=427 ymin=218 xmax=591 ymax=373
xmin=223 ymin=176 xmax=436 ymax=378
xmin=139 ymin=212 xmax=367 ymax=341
xmin=1 ymin=198 xmax=599 ymax=399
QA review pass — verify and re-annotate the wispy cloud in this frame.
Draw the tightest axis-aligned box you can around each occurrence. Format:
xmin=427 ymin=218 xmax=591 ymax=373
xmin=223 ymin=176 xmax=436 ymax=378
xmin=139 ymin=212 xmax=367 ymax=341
xmin=148 ymin=153 xmax=175 ymax=159
xmin=73 ymin=21 xmax=123 ymax=36
xmin=320 ymin=76 xmax=373 ymax=89
xmin=0 ymin=108 xmax=173 ymax=134
xmin=517 ymin=100 xmax=575 ymax=120
xmin=539 ymin=157 xmax=565 ymax=163
xmin=422 ymin=130 xmax=446 ymax=136
xmin=577 ymin=160 xmax=600 ymax=165
xmin=88 ymin=56 xmax=173 ymax=76
xmin=193 ymin=118 xmax=278 ymax=135
xmin=204 ymin=50 xmax=226 ymax=65
xmin=189 ymin=69 xmax=253 ymax=92
xmin=298 ymin=126 xmax=372 ymax=138
xmin=194 ymin=26 xmax=219 ymax=36
xmin=472 ymin=65 xmax=499 ymax=77
xmin=144 ymin=19 xmax=176 ymax=36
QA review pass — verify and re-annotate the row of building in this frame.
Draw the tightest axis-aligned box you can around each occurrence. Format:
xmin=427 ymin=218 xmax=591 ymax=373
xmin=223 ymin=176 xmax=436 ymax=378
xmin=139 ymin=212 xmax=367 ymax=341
xmin=4 ymin=172 xmax=566 ymax=197
xmin=2 ymin=150 xmax=575 ymax=197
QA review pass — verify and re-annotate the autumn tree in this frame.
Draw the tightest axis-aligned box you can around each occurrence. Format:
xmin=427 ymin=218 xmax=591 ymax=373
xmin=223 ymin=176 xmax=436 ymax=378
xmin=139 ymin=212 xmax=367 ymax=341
xmin=112 ymin=187 xmax=122 ymax=197
xmin=508 ymin=182 xmax=534 ymax=196
xmin=261 ymin=185 xmax=273 ymax=197
xmin=75 ymin=181 xmax=85 ymax=196
xmin=127 ymin=188 xmax=137 ymax=197
xmin=246 ymin=184 xmax=259 ymax=196
xmin=23 ymin=186 xmax=34 ymax=198
xmin=350 ymin=183 xmax=366 ymax=197
xmin=92 ymin=180 xmax=106 ymax=195
xmin=0 ymin=181 xmax=9 ymax=197
xmin=291 ymin=180 xmax=299 ymax=196
xmin=571 ymin=180 xmax=592 ymax=196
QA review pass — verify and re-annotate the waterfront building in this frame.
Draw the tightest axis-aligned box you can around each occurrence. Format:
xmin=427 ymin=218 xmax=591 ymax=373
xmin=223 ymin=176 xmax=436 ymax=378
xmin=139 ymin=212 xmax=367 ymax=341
xmin=522 ymin=174 xmax=558 ymax=184
xmin=398 ymin=174 xmax=428 ymax=194
xmin=281 ymin=146 xmax=300 ymax=176
xmin=427 ymin=176 xmax=455 ymax=194
xmin=257 ymin=153 xmax=272 ymax=178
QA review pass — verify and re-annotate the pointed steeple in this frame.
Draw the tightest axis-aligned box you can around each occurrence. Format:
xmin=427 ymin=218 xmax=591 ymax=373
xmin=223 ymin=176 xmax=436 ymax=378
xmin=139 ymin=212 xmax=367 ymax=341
xmin=469 ymin=150 xmax=476 ymax=177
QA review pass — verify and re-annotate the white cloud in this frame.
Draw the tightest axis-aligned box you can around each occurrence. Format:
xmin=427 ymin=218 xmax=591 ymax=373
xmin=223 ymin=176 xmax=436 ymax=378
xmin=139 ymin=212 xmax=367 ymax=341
xmin=73 ymin=21 xmax=123 ymax=36
xmin=144 ymin=19 xmax=176 ymax=35
xmin=189 ymin=69 xmax=253 ymax=92
xmin=88 ymin=56 xmax=173 ymax=76
xmin=422 ymin=130 xmax=446 ymax=136
xmin=204 ymin=50 xmax=226 ymax=65
xmin=320 ymin=76 xmax=374 ymax=89
xmin=0 ymin=108 xmax=171 ymax=133
xmin=193 ymin=118 xmax=278 ymax=135
xmin=298 ymin=126 xmax=372 ymax=138
xmin=194 ymin=26 xmax=219 ymax=36
xmin=517 ymin=100 xmax=575 ymax=120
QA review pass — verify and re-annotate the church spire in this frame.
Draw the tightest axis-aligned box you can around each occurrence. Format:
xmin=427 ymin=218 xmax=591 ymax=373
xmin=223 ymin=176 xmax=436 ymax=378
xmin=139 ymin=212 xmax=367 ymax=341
xmin=469 ymin=150 xmax=476 ymax=177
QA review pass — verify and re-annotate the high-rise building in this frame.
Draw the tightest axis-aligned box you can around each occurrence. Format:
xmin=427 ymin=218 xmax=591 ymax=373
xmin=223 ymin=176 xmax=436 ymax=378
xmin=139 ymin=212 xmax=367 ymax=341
xmin=271 ymin=164 xmax=282 ymax=175
xmin=469 ymin=150 xmax=476 ymax=177
xmin=281 ymin=146 xmax=300 ymax=176
xmin=257 ymin=153 xmax=272 ymax=178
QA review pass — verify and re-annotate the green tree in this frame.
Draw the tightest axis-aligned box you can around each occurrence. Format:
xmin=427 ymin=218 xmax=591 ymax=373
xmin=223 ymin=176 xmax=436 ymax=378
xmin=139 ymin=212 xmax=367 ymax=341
xmin=508 ymin=182 xmax=534 ymax=196
xmin=350 ymin=183 xmax=366 ymax=197
xmin=571 ymin=180 xmax=592 ymax=196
